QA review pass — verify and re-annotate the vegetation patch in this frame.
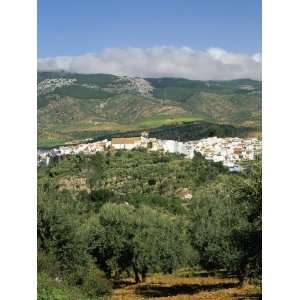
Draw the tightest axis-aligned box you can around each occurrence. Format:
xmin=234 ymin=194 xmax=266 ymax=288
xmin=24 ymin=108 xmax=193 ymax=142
xmin=38 ymin=150 xmax=261 ymax=299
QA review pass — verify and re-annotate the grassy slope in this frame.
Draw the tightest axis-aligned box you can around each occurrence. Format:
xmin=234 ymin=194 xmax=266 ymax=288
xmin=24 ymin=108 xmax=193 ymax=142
xmin=37 ymin=72 xmax=261 ymax=147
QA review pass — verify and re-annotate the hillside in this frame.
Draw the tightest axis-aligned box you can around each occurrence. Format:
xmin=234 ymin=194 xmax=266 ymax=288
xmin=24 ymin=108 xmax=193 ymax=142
xmin=38 ymin=150 xmax=262 ymax=299
xmin=37 ymin=72 xmax=261 ymax=147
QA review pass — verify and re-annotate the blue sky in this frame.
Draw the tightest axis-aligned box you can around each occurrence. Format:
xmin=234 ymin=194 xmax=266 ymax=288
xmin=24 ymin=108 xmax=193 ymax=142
xmin=38 ymin=0 xmax=261 ymax=58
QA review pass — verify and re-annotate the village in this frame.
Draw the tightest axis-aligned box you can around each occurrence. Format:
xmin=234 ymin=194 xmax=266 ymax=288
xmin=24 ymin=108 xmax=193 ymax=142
xmin=38 ymin=132 xmax=261 ymax=172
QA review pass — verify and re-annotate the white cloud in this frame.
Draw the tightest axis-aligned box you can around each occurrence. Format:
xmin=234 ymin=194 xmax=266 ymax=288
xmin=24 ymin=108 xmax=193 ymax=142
xmin=252 ymin=53 xmax=262 ymax=63
xmin=38 ymin=47 xmax=261 ymax=80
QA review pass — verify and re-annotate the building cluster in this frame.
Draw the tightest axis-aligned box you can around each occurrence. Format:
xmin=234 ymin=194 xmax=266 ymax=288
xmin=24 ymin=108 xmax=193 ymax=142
xmin=38 ymin=139 xmax=110 ymax=161
xmin=38 ymin=132 xmax=261 ymax=171
xmin=193 ymin=136 xmax=261 ymax=171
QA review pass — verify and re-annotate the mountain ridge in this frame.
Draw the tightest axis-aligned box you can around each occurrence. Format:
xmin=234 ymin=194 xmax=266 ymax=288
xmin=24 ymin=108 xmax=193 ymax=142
xmin=37 ymin=72 xmax=261 ymax=147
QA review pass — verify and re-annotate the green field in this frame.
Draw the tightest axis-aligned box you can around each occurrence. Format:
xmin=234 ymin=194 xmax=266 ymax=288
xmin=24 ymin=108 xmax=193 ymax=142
xmin=137 ymin=116 xmax=202 ymax=128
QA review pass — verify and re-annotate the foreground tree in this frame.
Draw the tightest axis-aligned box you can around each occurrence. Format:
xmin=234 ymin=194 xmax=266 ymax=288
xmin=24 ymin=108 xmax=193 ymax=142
xmin=132 ymin=206 xmax=189 ymax=282
xmin=37 ymin=192 xmax=89 ymax=277
xmin=86 ymin=203 xmax=135 ymax=279
xmin=190 ymin=161 xmax=261 ymax=284
xmin=86 ymin=203 xmax=191 ymax=282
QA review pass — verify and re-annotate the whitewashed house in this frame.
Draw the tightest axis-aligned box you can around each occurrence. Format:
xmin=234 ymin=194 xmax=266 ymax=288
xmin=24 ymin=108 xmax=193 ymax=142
xmin=161 ymin=140 xmax=177 ymax=153
xmin=111 ymin=137 xmax=142 ymax=150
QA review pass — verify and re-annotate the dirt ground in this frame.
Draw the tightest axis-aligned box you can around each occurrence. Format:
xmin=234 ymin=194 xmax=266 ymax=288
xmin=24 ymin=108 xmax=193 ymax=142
xmin=111 ymin=270 xmax=262 ymax=300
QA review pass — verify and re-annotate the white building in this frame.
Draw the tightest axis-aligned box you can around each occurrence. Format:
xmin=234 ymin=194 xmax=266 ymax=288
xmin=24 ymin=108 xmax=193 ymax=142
xmin=38 ymin=134 xmax=261 ymax=173
xmin=161 ymin=140 xmax=177 ymax=153
xmin=111 ymin=137 xmax=142 ymax=150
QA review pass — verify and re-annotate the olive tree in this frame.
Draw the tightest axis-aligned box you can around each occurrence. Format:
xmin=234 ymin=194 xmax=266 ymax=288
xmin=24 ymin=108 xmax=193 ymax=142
xmin=132 ymin=206 xmax=189 ymax=282
xmin=37 ymin=193 xmax=88 ymax=276
xmin=190 ymin=161 xmax=262 ymax=284
xmin=86 ymin=203 xmax=191 ymax=283
xmin=86 ymin=203 xmax=136 ymax=279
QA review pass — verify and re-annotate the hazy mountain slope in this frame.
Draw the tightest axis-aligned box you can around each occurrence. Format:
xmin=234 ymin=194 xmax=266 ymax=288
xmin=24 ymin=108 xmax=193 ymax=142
xmin=37 ymin=71 xmax=261 ymax=147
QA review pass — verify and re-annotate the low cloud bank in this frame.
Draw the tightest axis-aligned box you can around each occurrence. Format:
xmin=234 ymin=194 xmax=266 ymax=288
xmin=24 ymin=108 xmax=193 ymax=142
xmin=38 ymin=47 xmax=261 ymax=80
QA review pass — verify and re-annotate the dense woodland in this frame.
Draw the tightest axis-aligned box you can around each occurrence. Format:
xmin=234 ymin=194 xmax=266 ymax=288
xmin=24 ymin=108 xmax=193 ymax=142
xmin=37 ymin=149 xmax=261 ymax=299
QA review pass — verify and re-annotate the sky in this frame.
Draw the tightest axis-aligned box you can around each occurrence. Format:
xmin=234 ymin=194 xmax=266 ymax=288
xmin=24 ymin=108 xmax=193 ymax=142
xmin=38 ymin=0 xmax=261 ymax=80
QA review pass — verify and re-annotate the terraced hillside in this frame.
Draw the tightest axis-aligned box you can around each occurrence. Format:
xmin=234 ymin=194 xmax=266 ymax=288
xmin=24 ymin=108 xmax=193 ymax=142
xmin=37 ymin=72 xmax=261 ymax=147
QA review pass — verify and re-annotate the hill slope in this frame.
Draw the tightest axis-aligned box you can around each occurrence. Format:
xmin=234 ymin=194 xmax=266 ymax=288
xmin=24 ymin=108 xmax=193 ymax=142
xmin=37 ymin=72 xmax=261 ymax=147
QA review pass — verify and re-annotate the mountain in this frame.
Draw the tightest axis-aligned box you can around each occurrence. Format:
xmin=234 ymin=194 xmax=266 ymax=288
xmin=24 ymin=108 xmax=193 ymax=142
xmin=37 ymin=71 xmax=261 ymax=147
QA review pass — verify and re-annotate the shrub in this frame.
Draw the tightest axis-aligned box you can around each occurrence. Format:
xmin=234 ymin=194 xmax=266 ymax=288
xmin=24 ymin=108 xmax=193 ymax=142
xmin=128 ymin=194 xmax=184 ymax=214
xmin=37 ymin=251 xmax=61 ymax=278
xmin=90 ymin=189 xmax=114 ymax=205
xmin=38 ymin=273 xmax=74 ymax=300
xmin=82 ymin=265 xmax=112 ymax=297
xmin=38 ymin=272 xmax=107 ymax=300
